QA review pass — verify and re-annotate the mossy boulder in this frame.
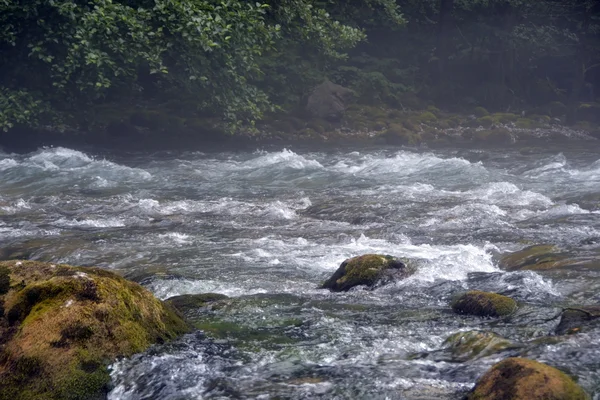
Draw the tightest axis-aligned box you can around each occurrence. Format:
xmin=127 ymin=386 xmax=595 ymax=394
xmin=473 ymin=107 xmax=490 ymax=117
xmin=0 ymin=260 xmax=190 ymax=400
xmin=555 ymin=306 xmax=600 ymax=335
xmin=441 ymin=330 xmax=515 ymax=362
xmin=466 ymin=357 xmax=589 ymax=400
xmin=383 ymin=124 xmax=420 ymax=145
xmin=498 ymin=245 xmax=571 ymax=271
xmin=321 ymin=254 xmax=414 ymax=292
xmin=415 ymin=111 xmax=438 ymax=123
xmin=451 ymin=290 xmax=517 ymax=317
xmin=165 ymin=293 xmax=229 ymax=315
xmin=515 ymin=118 xmax=542 ymax=129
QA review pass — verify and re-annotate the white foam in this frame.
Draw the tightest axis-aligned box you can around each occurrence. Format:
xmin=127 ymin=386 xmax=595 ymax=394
xmin=54 ymin=217 xmax=126 ymax=228
xmin=0 ymin=158 xmax=17 ymax=170
xmin=157 ymin=232 xmax=192 ymax=245
xmin=241 ymin=149 xmax=324 ymax=170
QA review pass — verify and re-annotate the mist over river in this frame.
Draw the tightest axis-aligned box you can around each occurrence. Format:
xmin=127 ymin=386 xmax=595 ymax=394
xmin=1 ymin=142 xmax=600 ymax=399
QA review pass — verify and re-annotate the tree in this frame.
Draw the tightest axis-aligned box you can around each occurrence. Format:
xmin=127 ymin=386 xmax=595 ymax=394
xmin=0 ymin=0 xmax=403 ymax=133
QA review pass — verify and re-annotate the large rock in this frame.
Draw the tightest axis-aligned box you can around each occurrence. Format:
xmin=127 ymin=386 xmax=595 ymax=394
xmin=555 ymin=306 xmax=600 ymax=335
xmin=321 ymin=254 xmax=414 ymax=292
xmin=0 ymin=260 xmax=190 ymax=400
xmin=306 ymin=80 xmax=354 ymax=120
xmin=451 ymin=290 xmax=517 ymax=317
xmin=467 ymin=358 xmax=589 ymax=400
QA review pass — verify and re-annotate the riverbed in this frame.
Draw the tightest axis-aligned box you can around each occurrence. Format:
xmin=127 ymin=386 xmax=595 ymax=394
xmin=1 ymin=142 xmax=599 ymax=399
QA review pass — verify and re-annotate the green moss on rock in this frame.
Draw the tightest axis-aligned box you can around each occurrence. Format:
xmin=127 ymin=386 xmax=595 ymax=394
xmin=383 ymin=124 xmax=420 ymax=145
xmin=515 ymin=118 xmax=541 ymax=129
xmin=321 ymin=254 xmax=414 ymax=292
xmin=0 ymin=260 xmax=190 ymax=400
xmin=473 ymin=107 xmax=489 ymax=117
xmin=415 ymin=111 xmax=437 ymax=123
xmin=467 ymin=357 xmax=589 ymax=400
xmin=451 ymin=290 xmax=517 ymax=317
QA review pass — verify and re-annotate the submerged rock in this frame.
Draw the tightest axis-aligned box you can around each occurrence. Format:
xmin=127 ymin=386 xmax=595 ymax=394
xmin=165 ymin=293 xmax=230 ymax=314
xmin=441 ymin=330 xmax=515 ymax=362
xmin=451 ymin=290 xmax=517 ymax=317
xmin=321 ymin=254 xmax=414 ymax=292
xmin=0 ymin=260 xmax=190 ymax=400
xmin=498 ymin=245 xmax=569 ymax=271
xmin=555 ymin=306 xmax=600 ymax=335
xmin=466 ymin=357 xmax=589 ymax=400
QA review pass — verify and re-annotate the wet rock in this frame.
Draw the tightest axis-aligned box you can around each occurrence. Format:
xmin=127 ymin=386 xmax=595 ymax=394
xmin=466 ymin=357 xmax=589 ymax=400
xmin=441 ymin=330 xmax=515 ymax=362
xmin=306 ymin=80 xmax=354 ymax=120
xmin=0 ymin=260 xmax=190 ymax=400
xmin=165 ymin=293 xmax=229 ymax=314
xmin=555 ymin=306 xmax=600 ymax=335
xmin=451 ymin=290 xmax=517 ymax=317
xmin=321 ymin=254 xmax=414 ymax=292
xmin=498 ymin=245 xmax=571 ymax=271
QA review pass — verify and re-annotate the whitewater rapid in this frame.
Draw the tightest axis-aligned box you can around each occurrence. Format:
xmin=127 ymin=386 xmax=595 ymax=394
xmin=1 ymin=144 xmax=600 ymax=399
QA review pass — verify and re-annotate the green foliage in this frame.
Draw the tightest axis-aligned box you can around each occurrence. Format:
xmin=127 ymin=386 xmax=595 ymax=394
xmin=0 ymin=0 xmax=406 ymax=133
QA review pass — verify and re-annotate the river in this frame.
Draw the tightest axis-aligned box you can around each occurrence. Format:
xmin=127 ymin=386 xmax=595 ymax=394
xmin=1 ymin=142 xmax=599 ymax=399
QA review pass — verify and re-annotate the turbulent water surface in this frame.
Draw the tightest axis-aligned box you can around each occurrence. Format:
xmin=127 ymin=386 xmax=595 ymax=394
xmin=1 ymin=142 xmax=600 ymax=399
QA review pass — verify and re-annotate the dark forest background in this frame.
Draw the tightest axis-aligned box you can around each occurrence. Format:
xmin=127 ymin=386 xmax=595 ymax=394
xmin=1 ymin=0 xmax=599 ymax=139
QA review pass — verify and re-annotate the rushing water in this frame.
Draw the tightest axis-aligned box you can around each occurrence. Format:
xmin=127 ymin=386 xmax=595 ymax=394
xmin=1 ymin=142 xmax=600 ymax=399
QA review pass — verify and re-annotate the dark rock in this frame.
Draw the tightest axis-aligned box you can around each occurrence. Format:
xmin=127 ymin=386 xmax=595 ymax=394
xmin=451 ymin=290 xmax=517 ymax=317
xmin=321 ymin=254 xmax=414 ymax=292
xmin=466 ymin=357 xmax=588 ymax=400
xmin=0 ymin=266 xmax=9 ymax=295
xmin=165 ymin=293 xmax=229 ymax=314
xmin=555 ymin=306 xmax=600 ymax=335
xmin=306 ymin=80 xmax=354 ymax=120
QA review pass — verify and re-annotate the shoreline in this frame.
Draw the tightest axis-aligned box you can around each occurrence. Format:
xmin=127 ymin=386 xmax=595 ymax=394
xmin=1 ymin=105 xmax=598 ymax=154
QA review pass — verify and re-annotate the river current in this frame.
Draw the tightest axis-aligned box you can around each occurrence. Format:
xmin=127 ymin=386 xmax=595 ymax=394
xmin=1 ymin=142 xmax=599 ymax=399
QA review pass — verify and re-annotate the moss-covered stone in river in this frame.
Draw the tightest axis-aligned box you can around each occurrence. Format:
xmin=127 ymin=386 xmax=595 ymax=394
xmin=451 ymin=290 xmax=517 ymax=317
xmin=498 ymin=244 xmax=571 ymax=271
xmin=321 ymin=254 xmax=414 ymax=292
xmin=555 ymin=305 xmax=600 ymax=335
xmin=466 ymin=357 xmax=589 ymax=400
xmin=0 ymin=260 xmax=190 ymax=400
